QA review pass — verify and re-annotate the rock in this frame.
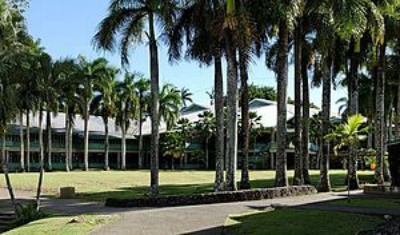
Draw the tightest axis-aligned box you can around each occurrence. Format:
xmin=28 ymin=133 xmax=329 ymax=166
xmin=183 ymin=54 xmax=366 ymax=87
xmin=60 ymin=187 xmax=76 ymax=199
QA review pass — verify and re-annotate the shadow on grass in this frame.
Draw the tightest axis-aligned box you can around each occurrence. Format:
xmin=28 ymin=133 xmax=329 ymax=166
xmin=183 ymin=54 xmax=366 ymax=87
xmin=221 ymin=206 xmax=384 ymax=235
xmin=76 ymin=171 xmax=375 ymax=202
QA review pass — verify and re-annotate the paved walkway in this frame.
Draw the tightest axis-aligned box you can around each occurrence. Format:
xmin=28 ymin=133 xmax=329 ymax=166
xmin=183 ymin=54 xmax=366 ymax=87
xmin=91 ymin=191 xmax=363 ymax=235
xmin=1 ymin=188 xmax=387 ymax=235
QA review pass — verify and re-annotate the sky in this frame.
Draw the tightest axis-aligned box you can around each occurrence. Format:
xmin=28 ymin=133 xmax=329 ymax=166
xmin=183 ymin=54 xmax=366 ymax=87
xmin=25 ymin=0 xmax=346 ymax=113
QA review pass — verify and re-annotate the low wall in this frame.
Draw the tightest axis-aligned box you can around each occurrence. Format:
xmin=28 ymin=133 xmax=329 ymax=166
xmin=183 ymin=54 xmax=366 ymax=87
xmin=105 ymin=185 xmax=317 ymax=208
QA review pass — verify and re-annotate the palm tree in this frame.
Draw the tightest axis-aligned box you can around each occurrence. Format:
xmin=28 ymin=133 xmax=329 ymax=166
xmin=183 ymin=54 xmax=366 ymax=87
xmin=36 ymin=57 xmax=75 ymax=172
xmin=274 ymin=11 xmax=291 ymax=188
xmin=223 ymin=0 xmax=240 ymax=192
xmin=134 ymin=77 xmax=150 ymax=169
xmin=92 ymin=66 xmax=119 ymax=171
xmin=115 ymin=72 xmax=138 ymax=170
xmin=57 ymin=59 xmax=80 ymax=172
xmin=293 ymin=15 xmax=304 ymax=186
xmin=180 ymin=87 xmax=193 ymax=108
xmin=77 ymin=56 xmax=108 ymax=171
xmin=94 ymin=0 xmax=177 ymax=196
xmin=195 ymin=111 xmax=215 ymax=169
xmin=325 ymin=114 xmax=368 ymax=198
xmin=168 ymin=0 xmax=226 ymax=191
xmin=159 ymin=84 xmax=182 ymax=131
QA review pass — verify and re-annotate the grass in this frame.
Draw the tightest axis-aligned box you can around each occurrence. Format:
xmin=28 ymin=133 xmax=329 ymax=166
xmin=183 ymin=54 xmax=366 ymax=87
xmin=327 ymin=197 xmax=400 ymax=210
xmin=0 ymin=170 xmax=375 ymax=202
xmin=3 ymin=215 xmax=118 ymax=235
xmin=223 ymin=208 xmax=383 ymax=235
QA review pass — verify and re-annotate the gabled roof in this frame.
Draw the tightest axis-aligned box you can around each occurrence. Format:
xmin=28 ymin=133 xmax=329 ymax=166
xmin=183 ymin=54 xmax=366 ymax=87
xmin=11 ymin=112 xmax=137 ymax=139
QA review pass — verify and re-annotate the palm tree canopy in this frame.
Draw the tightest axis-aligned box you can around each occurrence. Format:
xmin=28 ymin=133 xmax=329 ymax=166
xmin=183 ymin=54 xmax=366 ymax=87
xmin=93 ymin=0 xmax=178 ymax=66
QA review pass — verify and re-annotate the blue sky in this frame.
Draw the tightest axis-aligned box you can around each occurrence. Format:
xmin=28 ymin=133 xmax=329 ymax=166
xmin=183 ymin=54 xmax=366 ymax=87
xmin=25 ymin=0 xmax=346 ymax=112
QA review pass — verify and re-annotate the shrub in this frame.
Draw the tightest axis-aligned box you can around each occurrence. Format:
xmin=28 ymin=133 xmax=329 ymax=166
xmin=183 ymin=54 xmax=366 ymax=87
xmin=12 ymin=203 xmax=47 ymax=227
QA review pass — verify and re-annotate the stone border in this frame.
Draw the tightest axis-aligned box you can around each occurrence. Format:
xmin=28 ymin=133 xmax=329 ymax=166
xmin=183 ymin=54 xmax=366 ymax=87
xmin=105 ymin=185 xmax=317 ymax=208
xmin=364 ymin=185 xmax=400 ymax=195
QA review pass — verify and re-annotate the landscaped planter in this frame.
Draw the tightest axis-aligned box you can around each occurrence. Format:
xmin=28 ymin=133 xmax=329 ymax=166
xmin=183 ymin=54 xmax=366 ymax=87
xmin=105 ymin=185 xmax=317 ymax=208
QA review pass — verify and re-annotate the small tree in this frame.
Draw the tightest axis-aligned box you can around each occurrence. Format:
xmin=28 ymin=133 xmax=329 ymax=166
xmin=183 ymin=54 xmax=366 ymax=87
xmin=163 ymin=131 xmax=185 ymax=170
xmin=325 ymin=114 xmax=368 ymax=201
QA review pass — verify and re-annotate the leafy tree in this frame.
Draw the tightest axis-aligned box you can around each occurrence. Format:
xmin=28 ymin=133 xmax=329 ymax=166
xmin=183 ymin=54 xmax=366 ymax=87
xmin=194 ymin=111 xmax=215 ymax=169
xmin=248 ymin=84 xmax=277 ymax=101
xmin=163 ymin=131 xmax=185 ymax=170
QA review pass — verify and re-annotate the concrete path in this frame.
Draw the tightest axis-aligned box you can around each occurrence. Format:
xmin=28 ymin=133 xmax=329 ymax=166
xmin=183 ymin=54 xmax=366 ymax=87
xmin=1 ymin=188 xmax=379 ymax=235
xmin=90 ymin=191 xmax=363 ymax=235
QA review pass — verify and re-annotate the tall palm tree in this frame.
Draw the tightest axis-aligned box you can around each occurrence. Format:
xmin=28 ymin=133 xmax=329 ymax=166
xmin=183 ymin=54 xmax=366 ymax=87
xmin=223 ymin=0 xmax=240 ymax=192
xmin=168 ymin=0 xmax=226 ymax=191
xmin=116 ymin=72 xmax=139 ymax=170
xmin=94 ymin=0 xmax=177 ymax=196
xmin=134 ymin=77 xmax=150 ymax=169
xmin=77 ymin=56 xmax=108 ymax=171
xmin=57 ymin=59 xmax=80 ymax=172
xmin=92 ymin=66 xmax=119 ymax=171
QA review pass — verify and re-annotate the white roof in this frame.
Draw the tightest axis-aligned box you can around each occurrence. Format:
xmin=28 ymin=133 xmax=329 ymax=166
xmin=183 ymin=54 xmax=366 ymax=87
xmin=12 ymin=98 xmax=324 ymax=138
xmin=12 ymin=112 xmax=137 ymax=139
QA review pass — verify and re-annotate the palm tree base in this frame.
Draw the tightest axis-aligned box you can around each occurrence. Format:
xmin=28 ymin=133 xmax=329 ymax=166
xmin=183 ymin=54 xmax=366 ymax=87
xmin=239 ymin=181 xmax=251 ymax=190
xmin=317 ymin=186 xmax=331 ymax=193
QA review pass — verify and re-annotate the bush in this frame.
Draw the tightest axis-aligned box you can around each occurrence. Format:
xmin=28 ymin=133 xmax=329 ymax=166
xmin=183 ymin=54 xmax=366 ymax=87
xmin=106 ymin=185 xmax=317 ymax=208
xmin=12 ymin=203 xmax=46 ymax=227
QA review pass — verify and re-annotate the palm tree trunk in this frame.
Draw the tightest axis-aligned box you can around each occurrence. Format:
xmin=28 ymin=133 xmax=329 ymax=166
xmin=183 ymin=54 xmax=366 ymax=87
xmin=239 ymin=50 xmax=250 ymax=189
xmin=149 ymin=12 xmax=160 ymax=196
xmin=19 ymin=111 xmax=25 ymax=172
xmin=396 ymin=78 xmax=400 ymax=139
xmin=205 ymin=137 xmax=209 ymax=169
xmin=1 ymin=132 xmax=17 ymax=211
xmin=388 ymin=94 xmax=393 ymax=141
xmin=65 ymin=109 xmax=70 ymax=172
xmin=348 ymin=40 xmax=360 ymax=189
xmin=26 ymin=109 xmax=30 ymax=172
xmin=293 ymin=20 xmax=303 ymax=185
xmin=84 ymin=102 xmax=89 ymax=171
xmin=36 ymin=109 xmax=44 ymax=211
xmin=302 ymin=50 xmax=311 ymax=184
xmin=104 ymin=117 xmax=110 ymax=171
xmin=375 ymin=43 xmax=386 ymax=184
xmin=46 ymin=111 xmax=52 ymax=171
xmin=138 ymin=101 xmax=144 ymax=169
xmin=318 ymin=56 xmax=332 ymax=192
xmin=225 ymin=35 xmax=239 ymax=192
xmin=275 ymin=19 xmax=289 ymax=187
xmin=121 ymin=115 xmax=126 ymax=170
xmin=68 ymin=121 xmax=73 ymax=170
xmin=214 ymin=54 xmax=225 ymax=192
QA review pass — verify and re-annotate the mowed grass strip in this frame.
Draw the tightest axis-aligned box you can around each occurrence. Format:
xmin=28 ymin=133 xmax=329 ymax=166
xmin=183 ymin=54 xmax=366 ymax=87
xmin=0 ymin=170 xmax=374 ymax=202
xmin=2 ymin=215 xmax=118 ymax=235
xmin=223 ymin=208 xmax=383 ymax=235
xmin=327 ymin=197 xmax=400 ymax=210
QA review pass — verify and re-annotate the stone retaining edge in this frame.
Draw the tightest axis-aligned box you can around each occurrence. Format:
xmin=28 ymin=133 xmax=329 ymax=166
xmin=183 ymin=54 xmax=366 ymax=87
xmin=105 ymin=185 xmax=318 ymax=208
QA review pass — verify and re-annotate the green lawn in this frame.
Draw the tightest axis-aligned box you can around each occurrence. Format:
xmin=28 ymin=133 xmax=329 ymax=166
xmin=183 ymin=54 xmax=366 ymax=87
xmin=3 ymin=215 xmax=117 ymax=235
xmin=328 ymin=197 xmax=400 ymax=210
xmin=223 ymin=208 xmax=383 ymax=235
xmin=0 ymin=170 xmax=375 ymax=202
